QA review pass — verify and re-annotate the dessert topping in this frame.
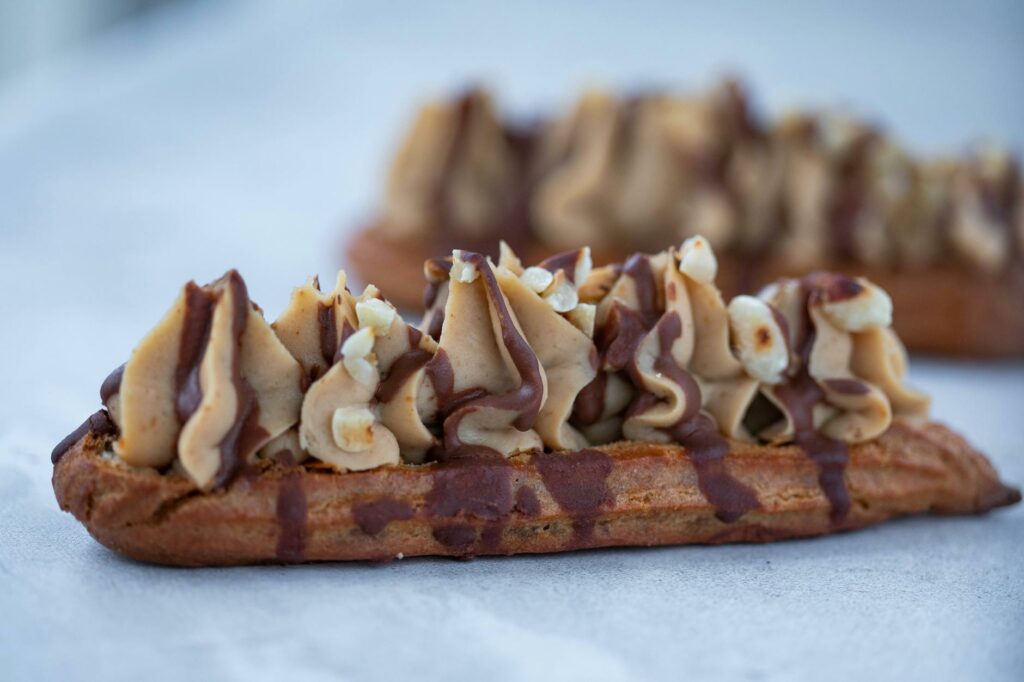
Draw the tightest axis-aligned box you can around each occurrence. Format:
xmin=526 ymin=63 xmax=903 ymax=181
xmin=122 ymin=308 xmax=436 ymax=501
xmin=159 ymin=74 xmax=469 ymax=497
xmin=88 ymin=238 xmax=927 ymax=527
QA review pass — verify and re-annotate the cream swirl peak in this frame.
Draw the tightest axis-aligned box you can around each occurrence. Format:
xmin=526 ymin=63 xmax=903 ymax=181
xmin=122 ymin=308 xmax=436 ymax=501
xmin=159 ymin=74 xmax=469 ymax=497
xmin=96 ymin=238 xmax=929 ymax=523
xmin=100 ymin=271 xmax=304 ymax=489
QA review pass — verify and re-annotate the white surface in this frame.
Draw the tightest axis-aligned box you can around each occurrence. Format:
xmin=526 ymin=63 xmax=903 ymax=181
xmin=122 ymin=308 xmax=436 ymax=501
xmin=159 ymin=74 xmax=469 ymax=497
xmin=1 ymin=2 xmax=1022 ymax=680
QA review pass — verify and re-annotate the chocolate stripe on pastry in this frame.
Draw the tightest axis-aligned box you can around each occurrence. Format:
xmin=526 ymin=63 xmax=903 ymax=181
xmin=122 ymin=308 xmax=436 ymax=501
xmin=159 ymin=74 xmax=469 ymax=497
xmin=52 ymin=423 xmax=1021 ymax=565
xmin=426 ymin=452 xmax=514 ymax=554
xmin=534 ymin=449 xmax=612 ymax=545
xmin=276 ymin=471 xmax=307 ymax=562
xmin=354 ymin=498 xmax=415 ymax=536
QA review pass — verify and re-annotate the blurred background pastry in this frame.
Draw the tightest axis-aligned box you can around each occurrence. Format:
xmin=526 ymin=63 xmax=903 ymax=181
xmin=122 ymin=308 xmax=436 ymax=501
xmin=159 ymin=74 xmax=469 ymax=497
xmin=348 ymin=81 xmax=1024 ymax=356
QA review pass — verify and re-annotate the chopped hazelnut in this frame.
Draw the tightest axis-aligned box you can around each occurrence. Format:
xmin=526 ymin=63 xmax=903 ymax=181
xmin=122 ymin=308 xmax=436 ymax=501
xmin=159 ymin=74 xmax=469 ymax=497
xmin=679 ymin=235 xmax=718 ymax=284
xmin=451 ymin=250 xmax=480 ymax=283
xmin=569 ymin=246 xmax=593 ymax=285
xmin=542 ymin=271 xmax=579 ymax=313
xmin=331 ymin=406 xmax=375 ymax=452
xmin=565 ymin=302 xmax=596 ymax=337
xmin=498 ymin=240 xmax=524 ymax=275
xmin=728 ymin=295 xmax=789 ymax=384
xmin=520 ymin=266 xmax=554 ymax=293
xmin=356 ymin=298 xmax=396 ymax=335
xmin=341 ymin=327 xmax=377 ymax=385
xmin=820 ymin=279 xmax=893 ymax=331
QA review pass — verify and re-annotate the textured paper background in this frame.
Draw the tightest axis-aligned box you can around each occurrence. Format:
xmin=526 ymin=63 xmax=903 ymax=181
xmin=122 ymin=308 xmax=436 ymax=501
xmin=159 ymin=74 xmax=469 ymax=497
xmin=1 ymin=2 xmax=1022 ymax=680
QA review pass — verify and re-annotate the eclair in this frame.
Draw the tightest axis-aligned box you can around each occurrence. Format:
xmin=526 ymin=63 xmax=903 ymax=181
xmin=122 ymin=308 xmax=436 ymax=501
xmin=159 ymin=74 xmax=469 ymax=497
xmin=346 ymin=82 xmax=1024 ymax=356
xmin=52 ymin=238 xmax=1019 ymax=565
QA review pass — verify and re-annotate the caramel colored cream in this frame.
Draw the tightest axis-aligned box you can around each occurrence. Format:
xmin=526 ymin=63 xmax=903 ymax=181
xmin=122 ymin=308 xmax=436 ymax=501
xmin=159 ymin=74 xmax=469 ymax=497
xmin=99 ymin=237 xmax=928 ymax=488
xmin=104 ymin=271 xmax=304 ymax=489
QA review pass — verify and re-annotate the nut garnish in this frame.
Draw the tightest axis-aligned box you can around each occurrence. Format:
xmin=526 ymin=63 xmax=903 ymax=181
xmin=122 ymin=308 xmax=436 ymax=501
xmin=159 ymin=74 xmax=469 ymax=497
xmin=331 ymin=406 xmax=375 ymax=451
xmin=520 ymin=266 xmax=554 ymax=293
xmin=340 ymin=326 xmax=377 ymax=385
xmin=679 ymin=235 xmax=718 ymax=283
xmin=820 ymin=279 xmax=893 ymax=331
xmin=498 ymin=240 xmax=524 ymax=275
xmin=356 ymin=298 xmax=396 ymax=335
xmin=542 ymin=270 xmax=579 ymax=313
xmin=565 ymin=302 xmax=596 ymax=337
xmin=728 ymin=295 xmax=789 ymax=384
xmin=451 ymin=250 xmax=480 ymax=283
xmin=574 ymin=247 xmax=594 ymax=286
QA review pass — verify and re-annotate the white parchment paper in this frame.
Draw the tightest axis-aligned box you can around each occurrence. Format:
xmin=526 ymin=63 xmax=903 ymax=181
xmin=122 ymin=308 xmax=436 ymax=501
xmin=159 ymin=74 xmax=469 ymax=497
xmin=1 ymin=2 xmax=1021 ymax=680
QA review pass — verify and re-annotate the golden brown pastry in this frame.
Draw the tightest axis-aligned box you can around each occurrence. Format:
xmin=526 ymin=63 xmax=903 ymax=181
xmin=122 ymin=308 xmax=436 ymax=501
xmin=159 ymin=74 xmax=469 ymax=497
xmin=53 ymin=239 xmax=1019 ymax=565
xmin=347 ymin=81 xmax=1024 ymax=357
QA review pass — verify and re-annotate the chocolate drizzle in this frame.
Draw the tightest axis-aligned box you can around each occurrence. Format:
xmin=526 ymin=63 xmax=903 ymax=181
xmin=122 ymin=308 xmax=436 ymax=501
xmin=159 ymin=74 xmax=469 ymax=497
xmin=432 ymin=525 xmax=479 ymax=552
xmin=649 ymin=312 xmax=760 ymax=523
xmin=422 ymin=258 xmax=453 ymax=341
xmin=823 ymin=378 xmax=869 ymax=395
xmin=275 ymin=471 xmax=307 ymax=562
xmin=212 ymin=273 xmax=267 ymax=488
xmin=424 ymin=349 xmax=488 ymax=422
xmin=621 ymin=253 xmax=659 ymax=326
xmin=99 ymin=364 xmax=124 ymax=406
xmin=572 ymin=254 xmax=660 ymax=429
xmin=353 ymin=498 xmax=414 ymax=536
xmin=375 ymin=335 xmax=432 ymax=405
xmin=571 ymin=371 xmax=608 ymax=426
xmin=772 ymin=278 xmax=852 ymax=523
xmin=650 ymin=313 xmax=702 ymax=410
xmin=598 ymin=302 xmax=649 ymax=372
xmin=424 ymin=309 xmax=444 ymax=342
xmin=174 ymin=282 xmax=215 ymax=424
xmin=441 ymin=252 xmax=544 ymax=455
xmin=602 ymin=256 xmax=660 ymax=385
xmin=333 ymin=320 xmax=356 ymax=365
xmin=426 ymin=452 xmax=514 ymax=555
xmin=514 ymin=486 xmax=541 ymax=517
xmin=51 ymin=410 xmax=118 ymax=464
xmin=423 ymin=257 xmax=453 ymax=309
xmin=317 ymin=302 xmax=338 ymax=368
xmin=813 ymin=271 xmax=863 ymax=302
xmin=407 ymin=325 xmax=424 ymax=347
xmin=768 ymin=305 xmax=792 ymax=363
xmin=538 ymin=249 xmax=582 ymax=283
xmin=534 ymin=449 xmax=612 ymax=544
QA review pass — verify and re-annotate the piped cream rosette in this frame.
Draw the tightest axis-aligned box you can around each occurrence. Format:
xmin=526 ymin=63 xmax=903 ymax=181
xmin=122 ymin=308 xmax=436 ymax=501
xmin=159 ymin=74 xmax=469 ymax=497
xmin=101 ymin=235 xmax=928 ymax=487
